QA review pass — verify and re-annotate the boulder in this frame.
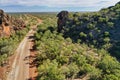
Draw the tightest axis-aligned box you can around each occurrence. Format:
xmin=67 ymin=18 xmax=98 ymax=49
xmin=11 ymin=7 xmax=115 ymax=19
xmin=57 ymin=11 xmax=69 ymax=32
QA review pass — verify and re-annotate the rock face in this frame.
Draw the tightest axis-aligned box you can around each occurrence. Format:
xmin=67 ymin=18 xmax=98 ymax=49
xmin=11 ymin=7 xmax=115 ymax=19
xmin=57 ymin=11 xmax=69 ymax=32
xmin=0 ymin=10 xmax=11 ymax=37
xmin=0 ymin=10 xmax=4 ymax=24
xmin=0 ymin=9 xmax=25 ymax=37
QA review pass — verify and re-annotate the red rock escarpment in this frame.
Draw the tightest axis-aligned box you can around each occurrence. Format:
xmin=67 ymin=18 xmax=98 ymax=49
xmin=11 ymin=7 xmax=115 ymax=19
xmin=0 ymin=9 xmax=26 ymax=37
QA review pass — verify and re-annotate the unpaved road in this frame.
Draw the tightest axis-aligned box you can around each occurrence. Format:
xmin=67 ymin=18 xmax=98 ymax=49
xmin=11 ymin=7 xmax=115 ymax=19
xmin=7 ymin=17 xmax=42 ymax=80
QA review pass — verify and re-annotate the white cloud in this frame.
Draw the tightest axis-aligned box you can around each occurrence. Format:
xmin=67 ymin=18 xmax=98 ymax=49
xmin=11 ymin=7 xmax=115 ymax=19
xmin=0 ymin=0 xmax=119 ymax=8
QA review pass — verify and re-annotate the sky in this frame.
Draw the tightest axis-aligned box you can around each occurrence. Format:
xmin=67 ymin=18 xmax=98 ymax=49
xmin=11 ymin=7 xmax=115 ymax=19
xmin=0 ymin=0 xmax=119 ymax=12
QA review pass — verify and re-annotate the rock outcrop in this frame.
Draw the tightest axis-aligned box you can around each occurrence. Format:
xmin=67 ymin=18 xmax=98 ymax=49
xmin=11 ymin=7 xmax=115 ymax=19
xmin=0 ymin=9 xmax=26 ymax=37
xmin=57 ymin=11 xmax=69 ymax=32
xmin=0 ymin=10 xmax=10 ymax=37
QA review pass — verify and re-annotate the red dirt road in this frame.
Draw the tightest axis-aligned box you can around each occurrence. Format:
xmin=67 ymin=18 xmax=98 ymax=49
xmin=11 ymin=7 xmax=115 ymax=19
xmin=7 ymin=17 xmax=42 ymax=80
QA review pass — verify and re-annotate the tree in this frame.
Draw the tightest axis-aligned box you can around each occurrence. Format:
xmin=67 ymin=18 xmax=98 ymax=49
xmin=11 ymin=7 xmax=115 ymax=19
xmin=103 ymin=37 xmax=110 ymax=43
xmin=107 ymin=22 xmax=114 ymax=28
xmin=98 ymin=55 xmax=120 ymax=79
xmin=104 ymin=32 xmax=110 ymax=37
xmin=38 ymin=60 xmax=65 ymax=80
xmin=87 ymin=23 xmax=95 ymax=29
xmin=79 ymin=32 xmax=87 ymax=41
xmin=67 ymin=63 xmax=79 ymax=79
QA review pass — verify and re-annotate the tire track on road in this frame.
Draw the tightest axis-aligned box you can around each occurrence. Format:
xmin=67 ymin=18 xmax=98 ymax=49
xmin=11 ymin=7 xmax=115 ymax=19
xmin=7 ymin=16 xmax=42 ymax=80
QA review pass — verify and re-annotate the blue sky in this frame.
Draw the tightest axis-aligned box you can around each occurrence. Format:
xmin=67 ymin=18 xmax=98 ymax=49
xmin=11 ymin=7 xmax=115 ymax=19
xmin=0 ymin=0 xmax=119 ymax=12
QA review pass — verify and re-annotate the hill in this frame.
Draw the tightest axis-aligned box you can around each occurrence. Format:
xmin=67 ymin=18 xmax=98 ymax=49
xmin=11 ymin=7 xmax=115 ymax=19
xmin=62 ymin=1 xmax=120 ymax=59
xmin=33 ymin=2 xmax=120 ymax=80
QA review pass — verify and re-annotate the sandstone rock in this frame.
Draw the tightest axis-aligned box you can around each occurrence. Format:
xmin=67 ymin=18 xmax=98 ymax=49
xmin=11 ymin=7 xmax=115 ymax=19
xmin=0 ymin=9 xmax=26 ymax=37
xmin=0 ymin=9 xmax=4 ymax=25
xmin=0 ymin=9 xmax=10 ymax=37
xmin=57 ymin=11 xmax=69 ymax=32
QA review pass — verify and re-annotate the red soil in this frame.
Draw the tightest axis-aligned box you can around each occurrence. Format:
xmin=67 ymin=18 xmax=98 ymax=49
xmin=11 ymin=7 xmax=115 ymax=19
xmin=29 ymin=17 xmax=42 ymax=80
xmin=29 ymin=41 xmax=38 ymax=80
xmin=0 ymin=52 xmax=16 ymax=80
xmin=3 ymin=24 xmax=11 ymax=37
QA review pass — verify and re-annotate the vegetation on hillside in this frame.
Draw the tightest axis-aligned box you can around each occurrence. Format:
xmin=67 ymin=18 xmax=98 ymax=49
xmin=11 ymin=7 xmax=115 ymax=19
xmin=34 ymin=4 xmax=120 ymax=79
xmin=63 ymin=2 xmax=120 ymax=59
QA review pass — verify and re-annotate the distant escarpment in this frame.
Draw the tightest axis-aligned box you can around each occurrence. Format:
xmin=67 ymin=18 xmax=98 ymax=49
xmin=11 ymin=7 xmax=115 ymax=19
xmin=0 ymin=9 xmax=25 ymax=37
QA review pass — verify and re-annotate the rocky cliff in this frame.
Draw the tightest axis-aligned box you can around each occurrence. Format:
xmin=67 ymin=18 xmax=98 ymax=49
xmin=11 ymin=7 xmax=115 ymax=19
xmin=57 ymin=11 xmax=69 ymax=32
xmin=0 ymin=9 xmax=25 ymax=37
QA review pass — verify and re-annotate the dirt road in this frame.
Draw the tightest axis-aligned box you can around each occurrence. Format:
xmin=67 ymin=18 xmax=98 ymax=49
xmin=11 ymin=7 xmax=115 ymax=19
xmin=7 ymin=17 xmax=42 ymax=80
